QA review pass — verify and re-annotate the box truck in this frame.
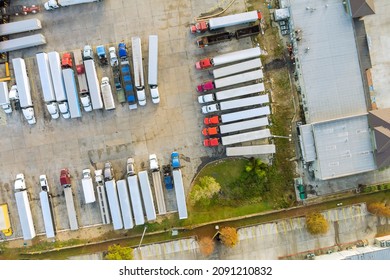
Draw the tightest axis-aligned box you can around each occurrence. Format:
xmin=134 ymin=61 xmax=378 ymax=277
xmin=195 ymin=47 xmax=261 ymax=70
xmin=0 ymin=82 xmax=12 ymax=114
xmin=60 ymin=169 xmax=79 ymax=230
xmin=81 ymin=169 xmax=95 ymax=204
xmin=131 ymin=37 xmax=146 ymax=106
xmin=14 ymin=173 xmax=36 ymax=240
xmin=149 ymin=154 xmax=166 ymax=215
xmin=148 ymin=35 xmax=160 ymax=104
xmin=101 ymin=77 xmax=115 ymax=110
xmin=48 ymin=52 xmax=70 ymax=119
xmin=197 ymin=69 xmax=263 ymax=92
xmin=138 ymin=171 xmax=156 ymax=221
xmin=12 ymin=58 xmax=36 ymax=124
xmin=39 ymin=175 xmax=56 ymax=238
xmin=83 ymin=52 xmax=103 ymax=110
xmin=0 ymin=18 xmax=42 ymax=36
xmin=117 ymin=179 xmax=134 ymax=230
xmin=201 ymin=94 xmax=269 ymax=114
xmin=127 ymin=174 xmax=145 ymax=226
xmin=36 ymin=53 xmax=60 ymax=119
xmin=105 ymin=179 xmax=123 ymax=230
xmin=190 ymin=10 xmax=261 ymax=33
xmin=212 ymin=58 xmax=262 ymax=79
xmin=202 ymin=117 xmax=269 ymax=136
xmin=0 ymin=34 xmax=46 ymax=53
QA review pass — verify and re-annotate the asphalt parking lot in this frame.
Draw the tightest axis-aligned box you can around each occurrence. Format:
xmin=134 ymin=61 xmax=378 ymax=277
xmin=0 ymin=0 xmax=252 ymax=243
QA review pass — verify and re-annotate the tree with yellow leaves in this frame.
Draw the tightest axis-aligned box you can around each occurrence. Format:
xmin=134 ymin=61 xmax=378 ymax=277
xmin=105 ymin=244 xmax=133 ymax=260
xmin=219 ymin=227 xmax=238 ymax=248
xmin=306 ymin=212 xmax=329 ymax=235
xmin=367 ymin=202 xmax=390 ymax=217
xmin=198 ymin=236 xmax=215 ymax=256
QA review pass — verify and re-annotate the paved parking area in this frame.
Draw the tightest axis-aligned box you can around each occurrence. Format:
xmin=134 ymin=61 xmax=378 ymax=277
xmin=0 ymin=0 xmax=251 ymax=242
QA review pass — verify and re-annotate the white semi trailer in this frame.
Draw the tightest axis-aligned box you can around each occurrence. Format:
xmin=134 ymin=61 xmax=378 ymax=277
xmin=0 ymin=34 xmax=46 ymax=53
xmin=212 ymin=58 xmax=262 ymax=79
xmin=105 ymin=180 xmax=123 ymax=230
xmin=84 ymin=59 xmax=103 ymax=110
xmin=172 ymin=169 xmax=188 ymax=220
xmin=12 ymin=58 xmax=36 ymax=124
xmin=138 ymin=171 xmax=156 ymax=221
xmin=44 ymin=0 xmax=102 ymax=10
xmin=131 ymin=36 xmax=146 ymax=106
xmin=221 ymin=106 xmax=271 ymax=124
xmin=148 ymin=35 xmax=160 ymax=104
xmin=0 ymin=18 xmax=42 ymax=36
xmin=117 ymin=179 xmax=134 ymax=230
xmin=201 ymin=94 xmax=269 ymax=114
xmin=127 ymin=175 xmax=145 ymax=226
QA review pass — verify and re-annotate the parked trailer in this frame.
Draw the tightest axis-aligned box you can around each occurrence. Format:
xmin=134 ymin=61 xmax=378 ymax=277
xmin=117 ymin=179 xmax=134 ymax=230
xmin=191 ymin=10 xmax=261 ymax=33
xmin=138 ymin=171 xmax=156 ymax=221
xmin=95 ymin=170 xmax=110 ymax=224
xmin=73 ymin=50 xmax=92 ymax=112
xmin=101 ymin=77 xmax=115 ymax=110
xmin=62 ymin=68 xmax=81 ymax=118
xmin=212 ymin=58 xmax=262 ymax=79
xmin=221 ymin=106 xmax=271 ymax=123
xmin=36 ymin=53 xmax=60 ymax=119
xmin=202 ymin=94 xmax=269 ymax=114
xmin=222 ymin=129 xmax=271 ymax=146
xmin=0 ymin=34 xmax=46 ymax=53
xmin=0 ymin=204 xmax=12 ymax=237
xmin=203 ymin=117 xmax=269 ymax=136
xmin=0 ymin=18 xmax=42 ymax=36
xmin=226 ymin=144 xmax=276 ymax=156
xmin=196 ymin=31 xmax=233 ymax=48
xmin=39 ymin=191 xmax=55 ymax=238
xmin=84 ymin=59 xmax=103 ymax=110
xmin=63 ymin=187 xmax=78 ymax=230
xmin=44 ymin=0 xmax=102 ymax=10
xmin=131 ymin=37 xmax=146 ymax=106
xmin=81 ymin=169 xmax=95 ymax=204
xmin=196 ymin=47 xmax=261 ymax=69
xmin=235 ymin=23 xmax=261 ymax=39
xmin=198 ymin=83 xmax=265 ymax=103
xmin=48 ymin=52 xmax=69 ymax=118
xmin=14 ymin=174 xmax=36 ymax=240
xmin=127 ymin=175 xmax=145 ymax=226
xmin=172 ymin=169 xmax=188 ymax=219
xmin=118 ymin=42 xmax=137 ymax=110
xmin=148 ymin=35 xmax=160 ymax=104
xmin=197 ymin=70 xmax=263 ymax=92
xmin=150 ymin=154 xmax=166 ymax=215
xmin=12 ymin=58 xmax=36 ymax=124
xmin=105 ymin=180 xmax=123 ymax=230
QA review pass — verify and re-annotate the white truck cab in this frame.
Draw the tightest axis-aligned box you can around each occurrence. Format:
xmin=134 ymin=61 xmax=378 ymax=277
xmin=109 ymin=47 xmax=118 ymax=67
xmin=15 ymin=173 xmax=26 ymax=191
xmin=83 ymin=45 xmax=93 ymax=60
xmin=22 ymin=107 xmax=37 ymax=124
xmin=149 ymin=154 xmax=159 ymax=171
xmin=80 ymin=94 xmax=92 ymax=112
xmin=201 ymin=104 xmax=219 ymax=114
xmin=58 ymin=102 xmax=70 ymax=119
xmin=198 ymin=93 xmax=215 ymax=104
xmin=46 ymin=102 xmax=60 ymax=119
xmin=39 ymin=175 xmax=50 ymax=192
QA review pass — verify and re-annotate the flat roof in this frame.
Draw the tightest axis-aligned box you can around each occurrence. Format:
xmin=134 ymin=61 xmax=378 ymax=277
xmin=312 ymin=115 xmax=376 ymax=180
xmin=290 ymin=0 xmax=368 ymax=123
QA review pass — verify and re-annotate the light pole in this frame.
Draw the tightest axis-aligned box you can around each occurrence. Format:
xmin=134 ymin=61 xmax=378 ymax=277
xmin=138 ymin=226 xmax=147 ymax=249
xmin=272 ymin=134 xmax=292 ymax=141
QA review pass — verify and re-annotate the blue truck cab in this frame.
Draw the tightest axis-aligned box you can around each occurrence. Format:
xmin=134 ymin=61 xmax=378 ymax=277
xmin=171 ymin=152 xmax=180 ymax=169
xmin=118 ymin=42 xmax=127 ymax=59
xmin=96 ymin=45 xmax=108 ymax=65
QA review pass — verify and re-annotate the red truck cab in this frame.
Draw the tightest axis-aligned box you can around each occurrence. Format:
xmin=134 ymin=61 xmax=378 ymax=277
xmin=190 ymin=21 xmax=208 ymax=33
xmin=195 ymin=58 xmax=212 ymax=70
xmin=196 ymin=81 xmax=215 ymax=92
xmin=60 ymin=168 xmax=71 ymax=187
xmin=202 ymin=126 xmax=219 ymax=136
xmin=203 ymin=138 xmax=219 ymax=147
xmin=76 ymin=63 xmax=85 ymax=75
xmin=204 ymin=116 xmax=220 ymax=125
xmin=61 ymin=53 xmax=73 ymax=69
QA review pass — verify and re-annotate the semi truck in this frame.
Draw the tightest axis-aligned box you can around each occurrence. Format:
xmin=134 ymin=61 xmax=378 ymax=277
xmin=60 ymin=168 xmax=79 ymax=230
xmin=148 ymin=35 xmax=160 ymax=104
xmin=101 ymin=77 xmax=115 ymax=110
xmin=190 ymin=10 xmax=261 ymax=33
xmin=95 ymin=170 xmax=110 ymax=224
xmin=0 ymin=34 xmax=46 ymax=53
xmin=81 ymin=169 xmax=95 ymax=204
xmin=96 ymin=45 xmax=108 ymax=65
xmin=105 ymin=179 xmax=123 ymax=230
xmin=0 ymin=19 xmax=42 ymax=36
xmin=39 ymin=175 xmax=56 ymax=238
xmin=48 ymin=52 xmax=70 ymax=119
xmin=73 ymin=50 xmax=92 ymax=112
xmin=203 ymin=106 xmax=271 ymax=125
xmin=172 ymin=163 xmax=188 ymax=220
xmin=0 ymin=5 xmax=40 ymax=16
xmin=197 ymin=69 xmax=263 ymax=92
xmin=195 ymin=47 xmax=261 ymax=70
xmin=84 ymin=58 xmax=103 ymax=110
xmin=0 ymin=82 xmax=12 ymax=114
xmin=0 ymin=203 xmax=12 ymax=237
xmin=36 ymin=53 xmax=60 ymax=119
xmin=204 ymin=129 xmax=271 ymax=147
xmin=131 ymin=37 xmax=146 ymax=106
xmin=202 ymin=117 xmax=269 ymax=136
xmin=44 ymin=0 xmax=102 ymax=10
xmin=138 ymin=171 xmax=156 ymax=221
xmin=117 ymin=179 xmax=134 ymax=230
xmin=149 ymin=154 xmax=166 ymax=215
xmin=118 ymin=42 xmax=137 ymax=110
xmin=62 ymin=66 xmax=82 ymax=118
xmin=127 ymin=174 xmax=145 ymax=226
xmin=201 ymin=94 xmax=269 ymax=114
xmin=14 ymin=173 xmax=36 ymax=240
xmin=198 ymin=83 xmax=265 ymax=104
xmin=12 ymin=58 xmax=36 ymax=124
xmin=226 ymin=144 xmax=276 ymax=156
xmin=212 ymin=58 xmax=262 ymax=79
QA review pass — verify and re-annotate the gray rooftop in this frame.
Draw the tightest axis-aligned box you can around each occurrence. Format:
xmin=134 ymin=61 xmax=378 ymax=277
xmin=290 ymin=0 xmax=368 ymax=123
xmin=312 ymin=115 xmax=376 ymax=180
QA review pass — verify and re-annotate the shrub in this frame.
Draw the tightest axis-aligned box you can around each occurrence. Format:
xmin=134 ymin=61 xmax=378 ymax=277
xmin=306 ymin=212 xmax=329 ymax=235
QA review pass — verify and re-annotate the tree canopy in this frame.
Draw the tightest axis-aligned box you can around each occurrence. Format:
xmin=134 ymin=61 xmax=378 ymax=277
xmin=305 ymin=212 xmax=329 ymax=235
xmin=367 ymin=202 xmax=390 ymax=217
xmin=105 ymin=244 xmax=133 ymax=260
xmin=189 ymin=176 xmax=221 ymax=207
xmin=198 ymin=236 xmax=215 ymax=257
xmin=219 ymin=227 xmax=238 ymax=248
